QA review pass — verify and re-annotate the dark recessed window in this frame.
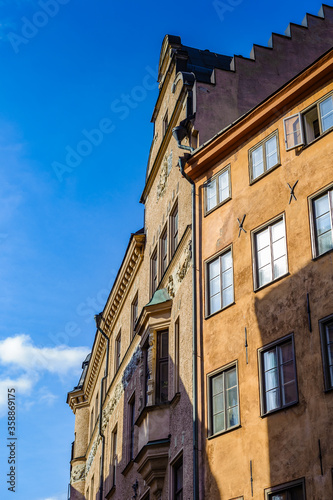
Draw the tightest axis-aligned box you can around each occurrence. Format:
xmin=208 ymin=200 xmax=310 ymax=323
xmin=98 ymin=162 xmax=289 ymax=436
xmin=283 ymin=91 xmax=333 ymax=150
xmin=265 ymin=478 xmax=305 ymax=500
xmin=319 ymin=314 xmax=333 ymax=391
xmin=173 ymin=455 xmax=183 ymax=500
xmin=156 ymin=330 xmax=169 ymax=404
xmin=151 ymin=247 xmax=158 ymax=297
xmin=115 ymin=331 xmax=121 ymax=372
xmin=170 ymin=202 xmax=179 ymax=256
xmin=128 ymin=396 xmax=135 ymax=461
xmin=131 ymin=293 xmax=138 ymax=338
xmin=160 ymin=226 xmax=168 ymax=276
xmin=259 ymin=335 xmax=298 ymax=415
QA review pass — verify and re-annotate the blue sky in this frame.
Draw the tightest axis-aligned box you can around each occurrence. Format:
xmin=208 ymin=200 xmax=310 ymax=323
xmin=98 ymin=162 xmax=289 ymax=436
xmin=0 ymin=0 xmax=330 ymax=498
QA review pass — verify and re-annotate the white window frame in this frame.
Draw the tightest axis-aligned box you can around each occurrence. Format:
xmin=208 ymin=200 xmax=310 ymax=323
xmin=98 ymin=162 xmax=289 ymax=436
xmin=205 ymin=245 xmax=234 ymax=317
xmin=308 ymin=183 xmax=333 ymax=259
xmin=283 ymin=91 xmax=333 ymax=150
xmin=207 ymin=361 xmax=240 ymax=437
xmin=204 ymin=164 xmax=231 ymax=214
xmin=249 ymin=130 xmax=280 ymax=182
xmin=252 ymin=214 xmax=288 ymax=291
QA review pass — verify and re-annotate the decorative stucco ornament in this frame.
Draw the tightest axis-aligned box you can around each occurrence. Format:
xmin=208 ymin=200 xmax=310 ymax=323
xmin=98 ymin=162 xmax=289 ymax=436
xmin=167 ymin=274 xmax=175 ymax=298
xmin=176 ymin=240 xmax=192 ymax=282
xmin=70 ymin=464 xmax=86 ymax=484
xmin=156 ymin=155 xmax=169 ymax=200
xmin=122 ymin=346 xmax=142 ymax=389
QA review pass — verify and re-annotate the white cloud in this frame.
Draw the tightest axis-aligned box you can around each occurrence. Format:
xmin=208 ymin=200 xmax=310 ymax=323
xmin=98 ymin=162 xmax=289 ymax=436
xmin=0 ymin=334 xmax=89 ymax=375
xmin=40 ymin=494 xmax=67 ymax=500
xmin=0 ymin=334 xmax=89 ymax=415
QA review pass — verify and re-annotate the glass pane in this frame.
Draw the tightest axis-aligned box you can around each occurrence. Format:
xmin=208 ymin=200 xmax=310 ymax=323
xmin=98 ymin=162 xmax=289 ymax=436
xmin=256 ymin=228 xmax=269 ymax=250
xmin=317 ymin=231 xmax=333 ymax=255
xmin=272 ymin=220 xmax=285 ymax=242
xmin=227 ymin=406 xmax=239 ymax=428
xmin=213 ymin=412 xmax=225 ymax=433
xmin=327 ymin=344 xmax=333 ymax=365
xmin=210 ymin=293 xmax=221 ymax=314
xmin=264 ymin=349 xmax=277 ymax=370
xmin=280 ymin=342 xmax=293 ymax=363
xmin=227 ymin=386 xmax=238 ymax=408
xmin=266 ymin=388 xmax=280 ymax=412
xmin=219 ymin=171 xmax=229 ymax=202
xmin=252 ymin=145 xmax=264 ymax=179
xmin=283 ymin=381 xmax=297 ymax=405
xmin=284 ymin=114 xmax=303 ymax=149
xmin=273 ymin=255 xmax=287 ymax=279
xmin=206 ymin=179 xmax=217 ymax=211
xmin=222 ymin=268 xmax=233 ymax=290
xmin=159 ymin=361 xmax=168 ymax=402
xmin=226 ymin=368 xmax=237 ymax=388
xmin=326 ymin=323 xmax=333 ymax=344
xmin=259 ymin=264 xmax=271 ymax=287
xmin=221 ymin=251 xmax=232 ymax=272
xmin=330 ymin=366 xmax=333 ymax=387
xmin=281 ymin=361 xmax=295 ymax=384
xmin=258 ymin=246 xmax=271 ymax=268
xmin=160 ymin=331 xmax=168 ymax=357
xmin=209 ymin=258 xmax=220 ymax=279
xmin=222 ymin=286 xmax=233 ymax=307
xmin=320 ymin=96 xmax=333 ymax=132
xmin=212 ymin=374 xmax=223 ymax=395
xmin=316 ymin=212 xmax=331 ymax=236
xmin=213 ymin=394 xmax=224 ymax=414
xmin=210 ymin=275 xmax=221 ymax=297
xmin=265 ymin=135 xmax=278 ymax=169
xmin=176 ymin=463 xmax=183 ymax=489
xmin=271 ymin=494 xmax=286 ymax=500
xmin=265 ymin=368 xmax=279 ymax=391
xmin=314 ymin=193 xmax=329 ymax=218
xmin=272 ymin=238 xmax=285 ymax=260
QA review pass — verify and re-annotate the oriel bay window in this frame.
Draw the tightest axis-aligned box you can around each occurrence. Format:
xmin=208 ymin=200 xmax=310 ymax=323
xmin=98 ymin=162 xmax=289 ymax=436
xmin=205 ymin=165 xmax=231 ymax=213
xmin=249 ymin=131 xmax=279 ymax=182
xmin=208 ymin=362 xmax=239 ymax=436
xmin=259 ymin=335 xmax=298 ymax=415
xmin=253 ymin=216 xmax=288 ymax=290
xmin=309 ymin=186 xmax=333 ymax=257
xmin=207 ymin=247 xmax=234 ymax=316
xmin=283 ymin=91 xmax=333 ymax=150
xmin=156 ymin=330 xmax=169 ymax=404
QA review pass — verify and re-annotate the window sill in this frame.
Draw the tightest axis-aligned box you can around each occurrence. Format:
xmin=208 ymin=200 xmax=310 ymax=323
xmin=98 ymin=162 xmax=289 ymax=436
xmin=205 ymin=301 xmax=235 ymax=320
xmin=249 ymin=162 xmax=281 ymax=185
xmin=208 ymin=424 xmax=241 ymax=440
xmin=121 ymin=459 xmax=134 ymax=476
xmin=204 ymin=196 xmax=232 ymax=217
xmin=299 ymin=125 xmax=333 ymax=152
xmin=312 ymin=247 xmax=333 ymax=261
xmin=260 ymin=400 xmax=298 ymax=418
xmin=254 ymin=272 xmax=289 ymax=293
xmin=324 ymin=385 xmax=333 ymax=394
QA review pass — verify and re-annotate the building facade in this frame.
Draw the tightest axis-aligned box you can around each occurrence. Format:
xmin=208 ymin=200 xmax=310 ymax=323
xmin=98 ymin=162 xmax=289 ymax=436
xmin=184 ymin=49 xmax=333 ymax=499
xmin=67 ymin=5 xmax=333 ymax=500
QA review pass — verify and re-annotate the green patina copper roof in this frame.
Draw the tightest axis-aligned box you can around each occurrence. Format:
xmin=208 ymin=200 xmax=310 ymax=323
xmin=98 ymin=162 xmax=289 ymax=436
xmin=145 ymin=288 xmax=171 ymax=307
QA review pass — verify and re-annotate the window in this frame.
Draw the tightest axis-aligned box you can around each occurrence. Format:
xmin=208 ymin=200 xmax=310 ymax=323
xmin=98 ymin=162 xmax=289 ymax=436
xmin=90 ymin=475 xmax=94 ymax=500
xmin=131 ymin=293 xmax=138 ymax=338
xmin=309 ymin=187 xmax=333 ymax=257
xmin=174 ymin=319 xmax=180 ymax=394
xmin=205 ymin=165 xmax=231 ymax=213
xmin=170 ymin=202 xmax=178 ymax=256
xmin=160 ymin=226 xmax=168 ymax=276
xmin=90 ymin=408 xmax=94 ymax=437
xmin=208 ymin=363 xmax=239 ymax=436
xmin=207 ymin=247 xmax=233 ymax=316
xmin=319 ymin=315 xmax=333 ymax=391
xmin=259 ymin=335 xmax=298 ymax=415
xmin=95 ymin=392 xmax=99 ymax=424
xmin=249 ymin=131 xmax=279 ymax=182
xmin=144 ymin=342 xmax=150 ymax=406
xmin=115 ymin=331 xmax=121 ymax=372
xmin=156 ymin=330 xmax=169 ymax=404
xmin=128 ymin=396 xmax=135 ymax=461
xmin=253 ymin=216 xmax=288 ymax=290
xmin=111 ymin=425 xmax=118 ymax=487
xmin=265 ymin=478 xmax=305 ymax=500
xmin=163 ymin=110 xmax=168 ymax=136
xmin=283 ymin=92 xmax=333 ymax=150
xmin=151 ymin=247 xmax=158 ymax=297
xmin=173 ymin=455 xmax=183 ymax=500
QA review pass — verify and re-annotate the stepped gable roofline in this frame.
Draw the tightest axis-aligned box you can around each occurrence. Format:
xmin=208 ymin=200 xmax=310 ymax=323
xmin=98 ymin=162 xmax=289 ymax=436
xmin=184 ymin=47 xmax=333 ymax=180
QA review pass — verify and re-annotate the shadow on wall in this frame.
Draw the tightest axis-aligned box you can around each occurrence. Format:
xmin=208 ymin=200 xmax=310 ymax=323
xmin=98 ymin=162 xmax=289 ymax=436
xmin=254 ymin=256 xmax=333 ymax=497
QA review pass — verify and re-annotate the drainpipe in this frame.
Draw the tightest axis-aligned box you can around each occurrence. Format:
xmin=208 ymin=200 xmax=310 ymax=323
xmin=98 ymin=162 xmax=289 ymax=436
xmin=94 ymin=313 xmax=110 ymax=500
xmin=178 ymin=155 xmax=199 ymax=500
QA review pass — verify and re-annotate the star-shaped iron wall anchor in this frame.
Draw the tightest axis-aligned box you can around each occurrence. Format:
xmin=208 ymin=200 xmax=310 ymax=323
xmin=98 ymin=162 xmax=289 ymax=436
xmin=237 ymin=214 xmax=247 ymax=238
xmin=287 ymin=180 xmax=299 ymax=204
